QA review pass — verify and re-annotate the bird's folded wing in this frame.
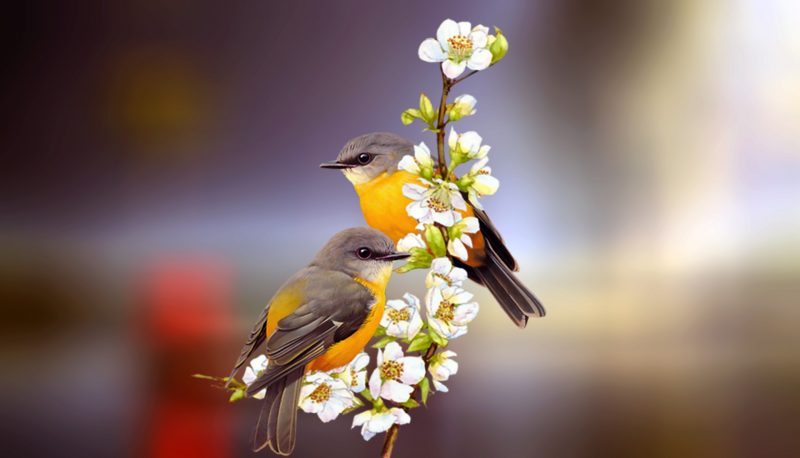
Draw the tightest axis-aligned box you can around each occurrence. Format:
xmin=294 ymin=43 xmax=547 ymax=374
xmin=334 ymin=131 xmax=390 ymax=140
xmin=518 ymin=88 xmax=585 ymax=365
xmin=226 ymin=305 xmax=268 ymax=385
xmin=245 ymin=271 xmax=373 ymax=395
xmin=470 ymin=202 xmax=519 ymax=271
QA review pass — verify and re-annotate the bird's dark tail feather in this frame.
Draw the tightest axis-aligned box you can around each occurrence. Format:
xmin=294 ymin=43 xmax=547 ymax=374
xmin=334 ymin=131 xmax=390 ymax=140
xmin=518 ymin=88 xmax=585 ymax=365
xmin=470 ymin=246 xmax=545 ymax=328
xmin=253 ymin=366 xmax=305 ymax=456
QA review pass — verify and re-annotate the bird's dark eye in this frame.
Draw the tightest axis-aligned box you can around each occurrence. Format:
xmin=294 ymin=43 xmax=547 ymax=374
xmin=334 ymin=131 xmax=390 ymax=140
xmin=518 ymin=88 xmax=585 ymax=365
xmin=357 ymin=152 xmax=372 ymax=165
xmin=356 ymin=247 xmax=372 ymax=259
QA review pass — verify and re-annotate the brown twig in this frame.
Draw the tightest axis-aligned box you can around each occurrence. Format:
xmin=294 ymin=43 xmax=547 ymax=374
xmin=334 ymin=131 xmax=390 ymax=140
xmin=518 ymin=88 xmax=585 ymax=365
xmin=435 ymin=68 xmax=453 ymax=177
xmin=381 ymin=423 xmax=400 ymax=457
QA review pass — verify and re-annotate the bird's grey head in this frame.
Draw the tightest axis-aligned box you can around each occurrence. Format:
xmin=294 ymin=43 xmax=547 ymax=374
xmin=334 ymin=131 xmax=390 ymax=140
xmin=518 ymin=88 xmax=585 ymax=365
xmin=312 ymin=227 xmax=409 ymax=280
xmin=320 ymin=132 xmax=413 ymax=185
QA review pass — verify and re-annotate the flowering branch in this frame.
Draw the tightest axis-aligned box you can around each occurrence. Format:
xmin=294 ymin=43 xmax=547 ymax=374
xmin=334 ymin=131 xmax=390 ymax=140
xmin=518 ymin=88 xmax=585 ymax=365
xmin=195 ymin=18 xmax=509 ymax=458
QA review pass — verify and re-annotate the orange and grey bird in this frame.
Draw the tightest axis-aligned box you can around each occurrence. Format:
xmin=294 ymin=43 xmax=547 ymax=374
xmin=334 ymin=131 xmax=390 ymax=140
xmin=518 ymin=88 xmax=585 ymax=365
xmin=226 ymin=227 xmax=409 ymax=455
xmin=321 ymin=132 xmax=545 ymax=328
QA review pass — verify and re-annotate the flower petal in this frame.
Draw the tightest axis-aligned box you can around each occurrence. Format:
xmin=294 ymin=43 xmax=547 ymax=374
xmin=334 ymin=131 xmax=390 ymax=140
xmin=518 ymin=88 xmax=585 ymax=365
xmin=402 ymin=183 xmax=427 ymax=200
xmin=469 ymin=28 xmax=488 ymax=48
xmin=442 ymin=59 xmax=467 ymax=79
xmin=467 ymin=48 xmax=492 ymax=71
xmin=382 ymin=341 xmax=404 ymax=361
xmin=458 ymin=131 xmax=482 ymax=153
xmin=457 ymin=21 xmax=472 ymax=36
xmin=418 ymin=38 xmax=446 ymax=62
xmin=432 ymin=209 xmax=457 ymax=227
xmin=397 ymin=155 xmax=419 ymax=174
xmin=450 ymin=191 xmax=467 ymax=211
xmin=396 ymin=233 xmax=425 ymax=252
xmin=414 ymin=142 xmax=433 ymax=166
xmin=453 ymin=302 xmax=479 ymax=325
xmin=243 ymin=367 xmax=257 ymax=385
xmin=369 ymin=368 xmax=382 ymax=399
xmin=473 ymin=174 xmax=500 ymax=195
xmin=390 ymin=408 xmax=411 ymax=425
xmin=367 ymin=412 xmax=396 ymax=433
xmin=380 ymin=380 xmax=414 ymax=403
xmin=437 ymin=19 xmax=459 ymax=48
xmin=448 ymin=238 xmax=468 ymax=261
xmin=352 ymin=411 xmax=372 ymax=428
xmin=398 ymin=356 xmax=426 ymax=384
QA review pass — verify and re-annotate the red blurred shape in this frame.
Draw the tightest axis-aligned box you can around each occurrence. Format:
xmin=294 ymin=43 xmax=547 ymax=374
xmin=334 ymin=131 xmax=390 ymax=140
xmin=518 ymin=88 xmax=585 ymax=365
xmin=140 ymin=257 xmax=235 ymax=458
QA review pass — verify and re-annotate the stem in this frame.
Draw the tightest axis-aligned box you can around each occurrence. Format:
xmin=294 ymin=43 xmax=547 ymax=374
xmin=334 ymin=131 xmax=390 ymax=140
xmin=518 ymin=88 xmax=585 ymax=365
xmin=381 ymin=424 xmax=400 ymax=458
xmin=435 ymin=68 xmax=452 ymax=177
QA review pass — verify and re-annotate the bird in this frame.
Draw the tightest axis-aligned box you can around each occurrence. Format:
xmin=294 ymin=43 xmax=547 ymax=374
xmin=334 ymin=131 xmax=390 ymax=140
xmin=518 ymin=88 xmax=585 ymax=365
xmin=320 ymin=132 xmax=545 ymax=328
xmin=226 ymin=227 xmax=409 ymax=455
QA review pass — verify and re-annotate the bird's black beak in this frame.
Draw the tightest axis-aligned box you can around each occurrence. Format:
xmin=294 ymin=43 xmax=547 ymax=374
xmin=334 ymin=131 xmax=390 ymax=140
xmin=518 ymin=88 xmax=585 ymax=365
xmin=319 ymin=161 xmax=355 ymax=169
xmin=376 ymin=251 xmax=411 ymax=261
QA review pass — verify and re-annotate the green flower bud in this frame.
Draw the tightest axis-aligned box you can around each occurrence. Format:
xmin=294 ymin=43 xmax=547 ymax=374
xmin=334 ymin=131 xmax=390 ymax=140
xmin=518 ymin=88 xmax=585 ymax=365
xmin=419 ymin=93 xmax=436 ymax=124
xmin=424 ymin=224 xmax=447 ymax=258
xmin=401 ymin=108 xmax=422 ymax=125
xmin=489 ymin=27 xmax=508 ymax=64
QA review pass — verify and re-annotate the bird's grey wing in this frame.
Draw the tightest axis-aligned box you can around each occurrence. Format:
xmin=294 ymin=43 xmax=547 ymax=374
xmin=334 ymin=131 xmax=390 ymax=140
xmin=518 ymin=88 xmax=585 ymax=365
xmin=245 ymin=270 xmax=373 ymax=395
xmin=226 ymin=305 xmax=268 ymax=385
xmin=468 ymin=197 xmax=519 ymax=271
xmin=225 ymin=269 xmax=310 ymax=385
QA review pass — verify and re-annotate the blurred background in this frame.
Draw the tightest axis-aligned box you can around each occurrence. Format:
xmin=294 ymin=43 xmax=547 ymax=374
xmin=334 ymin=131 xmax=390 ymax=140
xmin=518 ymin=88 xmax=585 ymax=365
xmin=2 ymin=0 xmax=799 ymax=457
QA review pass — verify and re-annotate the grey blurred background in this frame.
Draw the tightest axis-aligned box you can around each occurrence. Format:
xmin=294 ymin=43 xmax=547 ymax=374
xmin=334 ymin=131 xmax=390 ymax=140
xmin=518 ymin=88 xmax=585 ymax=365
xmin=2 ymin=0 xmax=799 ymax=457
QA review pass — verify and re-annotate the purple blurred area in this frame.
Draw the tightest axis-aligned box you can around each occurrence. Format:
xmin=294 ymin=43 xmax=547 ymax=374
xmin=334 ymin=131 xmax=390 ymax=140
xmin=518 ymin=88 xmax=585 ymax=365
xmin=2 ymin=0 xmax=799 ymax=457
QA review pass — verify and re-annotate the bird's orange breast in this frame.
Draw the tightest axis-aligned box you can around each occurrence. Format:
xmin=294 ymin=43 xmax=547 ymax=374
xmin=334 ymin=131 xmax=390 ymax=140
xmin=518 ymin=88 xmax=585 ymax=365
xmin=354 ymin=170 xmax=486 ymax=266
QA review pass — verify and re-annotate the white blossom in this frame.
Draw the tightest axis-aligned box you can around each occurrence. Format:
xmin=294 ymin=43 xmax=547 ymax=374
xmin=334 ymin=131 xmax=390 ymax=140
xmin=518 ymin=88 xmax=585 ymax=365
xmin=381 ymin=293 xmax=424 ymax=340
xmin=299 ymin=371 xmax=354 ymax=422
xmin=403 ymin=178 xmax=467 ymax=227
xmin=447 ymin=216 xmax=479 ymax=261
xmin=429 ymin=350 xmax=459 ymax=392
xmin=448 ymin=128 xmax=490 ymax=162
xmin=425 ymin=257 xmax=468 ymax=288
xmin=368 ymin=342 xmax=426 ymax=403
xmin=396 ymin=233 xmax=426 ymax=252
xmin=397 ymin=142 xmax=435 ymax=178
xmin=426 ymin=284 xmax=479 ymax=340
xmin=329 ymin=352 xmax=370 ymax=393
xmin=449 ymin=94 xmax=477 ymax=121
xmin=352 ymin=408 xmax=411 ymax=441
xmin=418 ymin=19 xmax=492 ymax=78
xmin=462 ymin=157 xmax=499 ymax=209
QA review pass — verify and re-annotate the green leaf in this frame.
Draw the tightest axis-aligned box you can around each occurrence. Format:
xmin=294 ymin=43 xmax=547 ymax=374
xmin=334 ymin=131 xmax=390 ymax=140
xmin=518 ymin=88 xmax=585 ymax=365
xmin=228 ymin=388 xmax=245 ymax=403
xmin=429 ymin=329 xmax=448 ymax=347
xmin=424 ymin=225 xmax=447 ymax=258
xmin=395 ymin=262 xmax=420 ymax=273
xmin=401 ymin=108 xmax=421 ymax=125
xmin=407 ymin=333 xmax=433 ymax=353
xmin=401 ymin=398 xmax=420 ymax=409
xmin=419 ymin=377 xmax=431 ymax=406
xmin=489 ymin=27 xmax=509 ymax=64
xmin=419 ymin=93 xmax=435 ymax=123
xmin=361 ymin=389 xmax=375 ymax=403
xmin=372 ymin=336 xmax=394 ymax=349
